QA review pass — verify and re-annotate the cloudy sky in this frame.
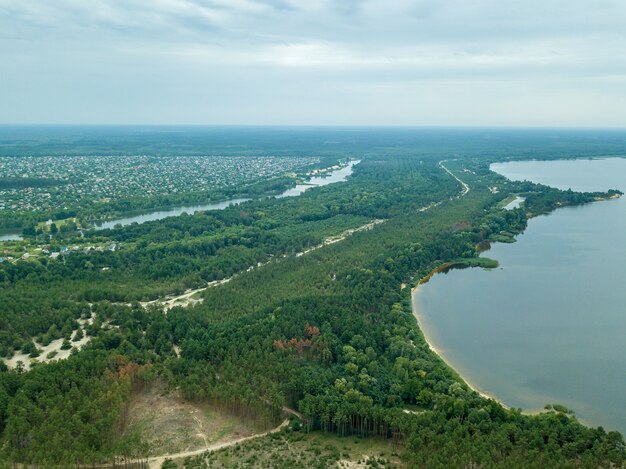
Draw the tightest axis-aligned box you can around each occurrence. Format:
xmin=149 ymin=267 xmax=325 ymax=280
xmin=1 ymin=0 xmax=625 ymax=126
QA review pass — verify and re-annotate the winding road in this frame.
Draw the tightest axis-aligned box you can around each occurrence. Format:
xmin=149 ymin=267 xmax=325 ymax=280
xmin=143 ymin=418 xmax=290 ymax=469
xmin=113 ymin=406 xmax=302 ymax=468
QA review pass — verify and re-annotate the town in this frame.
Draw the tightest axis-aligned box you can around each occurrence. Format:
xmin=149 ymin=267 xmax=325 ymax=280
xmin=0 ymin=154 xmax=319 ymax=213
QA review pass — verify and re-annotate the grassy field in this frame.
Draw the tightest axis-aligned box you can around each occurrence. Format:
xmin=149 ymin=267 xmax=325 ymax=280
xmin=178 ymin=429 xmax=405 ymax=468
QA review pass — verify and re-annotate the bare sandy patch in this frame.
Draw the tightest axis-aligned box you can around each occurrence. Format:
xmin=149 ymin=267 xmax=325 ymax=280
xmin=3 ymin=315 xmax=94 ymax=371
xmin=122 ymin=383 xmax=257 ymax=457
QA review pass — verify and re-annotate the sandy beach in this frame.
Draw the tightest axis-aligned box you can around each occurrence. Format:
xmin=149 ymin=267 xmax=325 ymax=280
xmin=410 ymin=280 xmax=509 ymax=407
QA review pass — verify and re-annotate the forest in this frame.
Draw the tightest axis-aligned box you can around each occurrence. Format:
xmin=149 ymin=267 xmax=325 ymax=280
xmin=0 ymin=133 xmax=625 ymax=467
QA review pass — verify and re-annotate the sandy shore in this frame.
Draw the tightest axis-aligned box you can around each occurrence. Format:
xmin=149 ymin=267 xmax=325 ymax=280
xmin=410 ymin=280 xmax=509 ymax=407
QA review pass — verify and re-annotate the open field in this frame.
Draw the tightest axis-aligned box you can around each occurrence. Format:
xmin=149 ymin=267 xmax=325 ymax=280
xmin=122 ymin=383 xmax=260 ymax=458
xmin=180 ymin=430 xmax=405 ymax=468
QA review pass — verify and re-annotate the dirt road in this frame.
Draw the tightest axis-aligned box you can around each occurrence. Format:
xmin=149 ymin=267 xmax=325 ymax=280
xmin=112 ymin=418 xmax=290 ymax=469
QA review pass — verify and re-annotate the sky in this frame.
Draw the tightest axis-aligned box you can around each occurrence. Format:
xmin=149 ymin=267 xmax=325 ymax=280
xmin=1 ymin=0 xmax=625 ymax=127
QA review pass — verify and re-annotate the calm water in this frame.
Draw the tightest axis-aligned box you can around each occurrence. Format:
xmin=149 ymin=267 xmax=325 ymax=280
xmin=0 ymin=233 xmax=22 ymax=241
xmin=414 ymin=158 xmax=626 ymax=434
xmin=93 ymin=198 xmax=252 ymax=230
xmin=92 ymin=161 xmax=358 ymax=230
xmin=0 ymin=160 xmax=358 ymax=238
xmin=276 ymin=160 xmax=358 ymax=198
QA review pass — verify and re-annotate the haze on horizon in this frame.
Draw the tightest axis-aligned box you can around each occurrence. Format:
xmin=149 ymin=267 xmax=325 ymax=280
xmin=1 ymin=0 xmax=625 ymax=127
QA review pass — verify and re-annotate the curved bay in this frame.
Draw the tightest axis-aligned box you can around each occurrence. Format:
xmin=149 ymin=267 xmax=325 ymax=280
xmin=414 ymin=158 xmax=626 ymax=433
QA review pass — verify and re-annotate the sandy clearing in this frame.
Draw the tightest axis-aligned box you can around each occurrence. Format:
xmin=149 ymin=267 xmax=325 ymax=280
xmin=123 ymin=418 xmax=291 ymax=469
xmin=3 ymin=315 xmax=94 ymax=371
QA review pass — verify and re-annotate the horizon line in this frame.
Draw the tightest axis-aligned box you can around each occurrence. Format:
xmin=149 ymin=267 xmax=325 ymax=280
xmin=1 ymin=123 xmax=626 ymax=131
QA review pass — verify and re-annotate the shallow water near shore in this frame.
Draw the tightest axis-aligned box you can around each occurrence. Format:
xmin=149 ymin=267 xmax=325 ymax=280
xmin=413 ymin=157 xmax=626 ymax=434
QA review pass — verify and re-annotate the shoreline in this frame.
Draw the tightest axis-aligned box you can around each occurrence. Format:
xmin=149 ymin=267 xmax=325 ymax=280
xmin=411 ymin=266 xmax=559 ymax=418
xmin=410 ymin=268 xmax=510 ymax=408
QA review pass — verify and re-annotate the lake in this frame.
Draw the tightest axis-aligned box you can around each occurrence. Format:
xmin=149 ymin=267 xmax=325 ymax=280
xmin=413 ymin=157 xmax=626 ymax=434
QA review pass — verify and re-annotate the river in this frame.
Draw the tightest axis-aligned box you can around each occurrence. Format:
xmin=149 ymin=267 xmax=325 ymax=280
xmin=93 ymin=198 xmax=252 ymax=230
xmin=0 ymin=233 xmax=22 ymax=242
xmin=413 ymin=157 xmax=626 ymax=434
xmin=275 ymin=160 xmax=358 ymax=198
xmin=2 ymin=160 xmax=358 ymax=238
xmin=93 ymin=160 xmax=358 ymax=230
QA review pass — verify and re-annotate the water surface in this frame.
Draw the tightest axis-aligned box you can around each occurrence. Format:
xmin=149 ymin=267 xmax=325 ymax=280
xmin=414 ymin=158 xmax=626 ymax=433
xmin=276 ymin=160 xmax=358 ymax=198
xmin=93 ymin=198 xmax=251 ymax=230
xmin=94 ymin=160 xmax=357 ymax=229
xmin=0 ymin=233 xmax=21 ymax=241
xmin=1 ymin=160 xmax=358 ymax=238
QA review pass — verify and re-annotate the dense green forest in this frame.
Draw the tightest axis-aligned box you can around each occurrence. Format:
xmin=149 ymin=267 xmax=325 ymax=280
xmin=0 ymin=131 xmax=625 ymax=467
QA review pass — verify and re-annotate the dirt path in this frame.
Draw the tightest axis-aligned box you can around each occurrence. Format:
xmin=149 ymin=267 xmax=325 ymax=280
xmin=106 ymin=398 xmax=301 ymax=468
xmin=439 ymin=160 xmax=470 ymax=197
xmin=140 ymin=278 xmax=232 ymax=311
xmin=282 ymin=406 xmax=303 ymax=419
xmin=295 ymin=218 xmax=385 ymax=257
xmin=140 ymin=418 xmax=290 ymax=469
xmin=414 ymin=161 xmax=469 ymax=215
xmin=141 ymin=219 xmax=386 ymax=312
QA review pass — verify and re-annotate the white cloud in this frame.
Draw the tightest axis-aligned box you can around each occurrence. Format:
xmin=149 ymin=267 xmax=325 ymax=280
xmin=0 ymin=0 xmax=625 ymax=125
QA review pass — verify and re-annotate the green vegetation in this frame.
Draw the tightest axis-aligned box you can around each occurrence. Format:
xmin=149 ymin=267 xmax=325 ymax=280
xmin=0 ymin=154 xmax=334 ymax=232
xmin=524 ymin=186 xmax=623 ymax=215
xmin=183 ymin=428 xmax=403 ymax=468
xmin=459 ymin=257 xmax=499 ymax=269
xmin=0 ymin=128 xmax=624 ymax=468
